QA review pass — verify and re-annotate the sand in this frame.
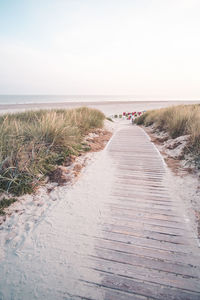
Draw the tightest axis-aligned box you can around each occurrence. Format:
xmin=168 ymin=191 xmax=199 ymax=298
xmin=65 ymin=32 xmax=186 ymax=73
xmin=0 ymin=119 xmax=199 ymax=299
xmin=0 ymin=100 xmax=200 ymax=116
xmin=0 ymin=100 xmax=200 ymax=298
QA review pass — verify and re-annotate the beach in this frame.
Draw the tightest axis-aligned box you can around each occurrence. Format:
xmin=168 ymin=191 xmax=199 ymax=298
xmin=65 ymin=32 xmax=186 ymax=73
xmin=1 ymin=99 xmax=200 ymax=231
xmin=0 ymin=113 xmax=200 ymax=299
xmin=0 ymin=100 xmax=200 ymax=116
xmin=1 ymin=0 xmax=200 ymax=297
xmin=0 ymin=101 xmax=200 ymax=299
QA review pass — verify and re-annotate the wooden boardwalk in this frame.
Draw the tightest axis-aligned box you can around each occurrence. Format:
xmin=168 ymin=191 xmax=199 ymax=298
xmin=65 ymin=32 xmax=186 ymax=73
xmin=78 ymin=125 xmax=200 ymax=300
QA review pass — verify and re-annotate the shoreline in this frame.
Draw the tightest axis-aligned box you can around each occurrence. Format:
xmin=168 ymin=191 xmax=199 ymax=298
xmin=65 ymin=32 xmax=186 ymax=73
xmin=1 ymin=99 xmax=199 ymax=107
xmin=0 ymin=100 xmax=200 ymax=116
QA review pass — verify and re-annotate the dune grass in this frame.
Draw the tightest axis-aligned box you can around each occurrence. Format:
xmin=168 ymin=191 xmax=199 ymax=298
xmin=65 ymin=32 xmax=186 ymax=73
xmin=0 ymin=197 xmax=17 ymax=215
xmin=135 ymin=104 xmax=200 ymax=167
xmin=0 ymin=107 xmax=105 ymax=196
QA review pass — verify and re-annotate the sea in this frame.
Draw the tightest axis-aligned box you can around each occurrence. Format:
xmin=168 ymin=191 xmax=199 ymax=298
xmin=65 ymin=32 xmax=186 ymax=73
xmin=0 ymin=95 xmax=142 ymax=105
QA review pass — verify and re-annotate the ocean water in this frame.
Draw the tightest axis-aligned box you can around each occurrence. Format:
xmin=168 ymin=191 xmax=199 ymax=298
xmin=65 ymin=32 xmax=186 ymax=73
xmin=0 ymin=95 xmax=139 ymax=105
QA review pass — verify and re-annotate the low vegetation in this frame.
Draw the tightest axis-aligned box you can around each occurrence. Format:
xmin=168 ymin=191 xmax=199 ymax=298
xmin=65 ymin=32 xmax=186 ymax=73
xmin=0 ymin=107 xmax=105 ymax=196
xmin=106 ymin=117 xmax=113 ymax=122
xmin=0 ymin=197 xmax=17 ymax=215
xmin=135 ymin=104 xmax=200 ymax=167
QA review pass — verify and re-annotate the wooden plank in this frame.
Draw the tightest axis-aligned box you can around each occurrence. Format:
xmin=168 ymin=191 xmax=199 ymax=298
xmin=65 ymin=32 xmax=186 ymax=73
xmin=92 ymin=247 xmax=200 ymax=278
xmin=90 ymin=237 xmax=200 ymax=265
xmin=84 ymin=125 xmax=200 ymax=298
xmin=83 ymin=257 xmax=200 ymax=293
xmin=79 ymin=270 xmax=200 ymax=300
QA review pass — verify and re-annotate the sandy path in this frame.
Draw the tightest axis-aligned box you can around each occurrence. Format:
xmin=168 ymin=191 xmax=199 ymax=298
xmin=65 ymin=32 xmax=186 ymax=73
xmin=0 ymin=122 xmax=200 ymax=299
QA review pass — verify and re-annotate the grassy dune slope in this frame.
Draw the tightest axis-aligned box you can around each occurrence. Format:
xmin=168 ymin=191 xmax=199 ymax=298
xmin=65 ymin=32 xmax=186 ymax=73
xmin=0 ymin=107 xmax=105 ymax=196
xmin=135 ymin=104 xmax=200 ymax=167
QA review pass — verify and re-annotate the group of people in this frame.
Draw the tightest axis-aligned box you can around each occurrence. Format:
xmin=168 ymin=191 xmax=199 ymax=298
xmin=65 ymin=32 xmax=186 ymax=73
xmin=123 ymin=111 xmax=144 ymax=120
xmin=110 ymin=111 xmax=145 ymax=123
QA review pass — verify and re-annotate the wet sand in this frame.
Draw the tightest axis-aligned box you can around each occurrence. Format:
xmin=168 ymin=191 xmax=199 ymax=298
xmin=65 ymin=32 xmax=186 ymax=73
xmin=0 ymin=100 xmax=200 ymax=116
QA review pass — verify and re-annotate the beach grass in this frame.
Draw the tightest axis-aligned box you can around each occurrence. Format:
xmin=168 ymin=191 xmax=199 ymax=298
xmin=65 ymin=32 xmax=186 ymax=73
xmin=135 ymin=104 xmax=200 ymax=167
xmin=0 ymin=197 xmax=17 ymax=215
xmin=0 ymin=107 xmax=105 ymax=196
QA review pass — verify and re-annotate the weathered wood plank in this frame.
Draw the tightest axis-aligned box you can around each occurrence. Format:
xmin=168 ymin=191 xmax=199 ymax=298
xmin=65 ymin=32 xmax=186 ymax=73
xmin=88 ymin=125 xmax=200 ymax=299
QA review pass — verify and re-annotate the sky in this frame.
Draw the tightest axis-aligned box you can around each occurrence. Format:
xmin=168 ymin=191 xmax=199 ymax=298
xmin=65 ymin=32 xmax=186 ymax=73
xmin=0 ymin=0 xmax=200 ymax=99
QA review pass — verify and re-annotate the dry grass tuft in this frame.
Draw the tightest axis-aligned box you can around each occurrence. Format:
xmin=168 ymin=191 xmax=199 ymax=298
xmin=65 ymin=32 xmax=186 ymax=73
xmin=135 ymin=104 xmax=200 ymax=167
xmin=0 ymin=107 xmax=105 ymax=195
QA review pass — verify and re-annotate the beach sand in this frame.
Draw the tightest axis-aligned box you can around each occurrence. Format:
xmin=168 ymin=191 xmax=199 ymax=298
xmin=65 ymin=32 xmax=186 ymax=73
xmin=0 ymin=100 xmax=200 ymax=116
xmin=0 ymin=117 xmax=199 ymax=299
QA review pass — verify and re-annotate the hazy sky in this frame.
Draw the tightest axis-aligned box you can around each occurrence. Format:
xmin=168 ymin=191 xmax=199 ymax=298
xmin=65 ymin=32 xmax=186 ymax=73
xmin=0 ymin=0 xmax=200 ymax=99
